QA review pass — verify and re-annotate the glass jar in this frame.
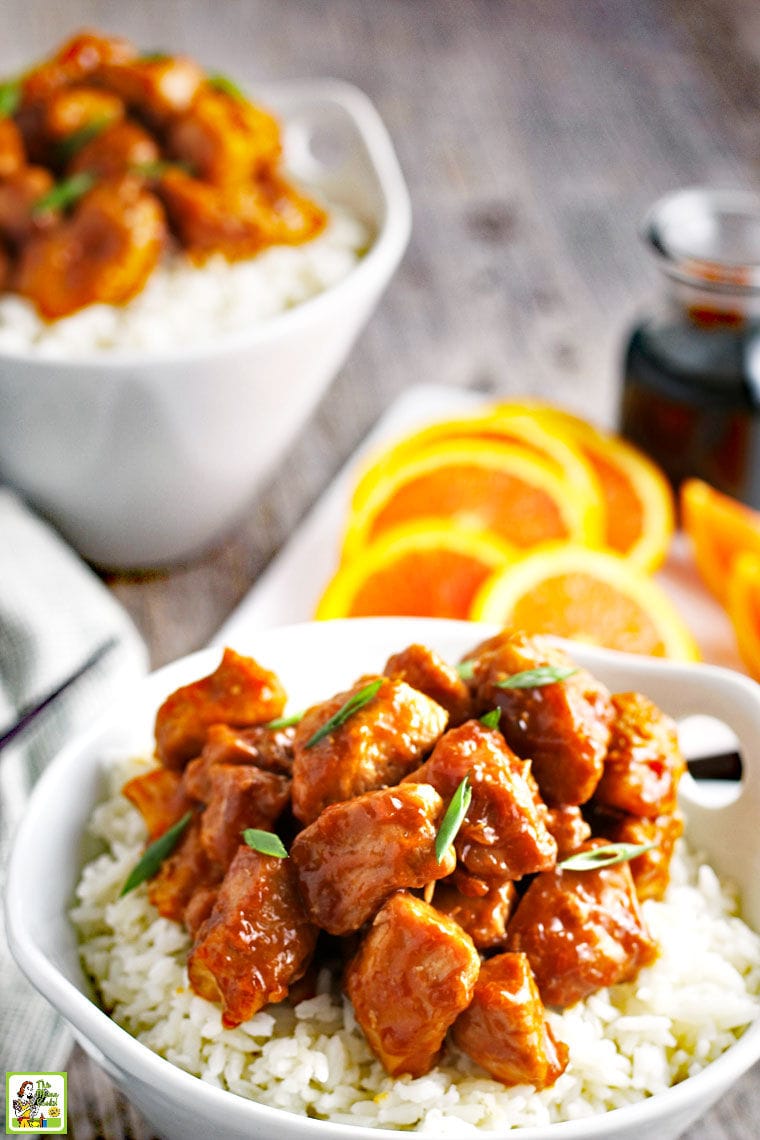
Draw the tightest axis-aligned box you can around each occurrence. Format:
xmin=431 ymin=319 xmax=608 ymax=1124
xmin=619 ymin=187 xmax=760 ymax=506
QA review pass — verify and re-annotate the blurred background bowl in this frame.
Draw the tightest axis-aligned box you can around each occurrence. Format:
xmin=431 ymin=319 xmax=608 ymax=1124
xmin=0 ymin=81 xmax=410 ymax=570
xmin=6 ymin=617 xmax=760 ymax=1140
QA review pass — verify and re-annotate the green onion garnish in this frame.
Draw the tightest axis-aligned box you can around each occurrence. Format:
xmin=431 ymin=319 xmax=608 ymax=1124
xmin=456 ymin=660 xmax=475 ymax=681
xmin=434 ymin=775 xmax=472 ymax=863
xmin=32 ymin=171 xmax=95 ymax=215
xmin=131 ymin=158 xmax=195 ymax=179
xmin=56 ymin=118 xmax=110 ymax=162
xmin=140 ymin=51 xmax=170 ymax=63
xmin=479 ymin=708 xmax=501 ymax=729
xmin=119 ymin=811 xmax=193 ymax=896
xmin=242 ymin=828 xmax=288 ymax=858
xmin=558 ymin=842 xmax=655 ymax=872
xmin=305 ymin=678 xmax=383 ymax=749
xmin=497 ymin=666 xmax=577 ymax=690
xmin=0 ymin=80 xmax=21 ymax=119
xmin=207 ymin=72 xmax=247 ymax=102
xmin=264 ymin=711 xmax=304 ymax=730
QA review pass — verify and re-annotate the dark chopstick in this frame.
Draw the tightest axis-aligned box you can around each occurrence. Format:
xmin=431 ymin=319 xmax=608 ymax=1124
xmin=686 ymin=752 xmax=743 ymax=781
xmin=0 ymin=636 xmax=118 ymax=751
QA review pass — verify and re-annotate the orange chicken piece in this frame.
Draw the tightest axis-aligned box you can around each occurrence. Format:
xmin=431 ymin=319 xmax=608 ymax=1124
xmin=188 ymin=845 xmax=318 ymax=1027
xmin=0 ymin=118 xmax=26 ymax=179
xmin=593 ymin=691 xmax=685 ymax=818
xmin=154 ymin=648 xmax=286 ymax=771
xmin=345 ymin=892 xmax=480 ymax=1078
xmin=198 ymin=763 xmax=290 ymax=869
xmin=470 ymin=631 xmax=613 ymax=806
xmin=452 ymin=952 xmax=568 ymax=1088
xmin=290 ymin=783 xmax=456 ymax=934
xmin=122 ymin=767 xmax=194 ymax=840
xmin=93 ymin=55 xmax=204 ymax=126
xmin=433 ymin=878 xmax=516 ymax=950
xmin=69 ymin=119 xmax=158 ymax=178
xmin=167 ymin=85 xmax=281 ymax=184
xmin=506 ymin=840 xmax=657 ymax=1006
xmin=384 ymin=642 xmax=473 ymax=726
xmin=157 ymin=167 xmax=327 ymax=263
xmin=291 ymin=675 xmax=448 ymax=825
xmin=16 ymin=175 xmax=165 ymax=318
xmin=147 ymin=818 xmax=222 ymax=925
xmin=406 ymin=720 xmax=557 ymax=881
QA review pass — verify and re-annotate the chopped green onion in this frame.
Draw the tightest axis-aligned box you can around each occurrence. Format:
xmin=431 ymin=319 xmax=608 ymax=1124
xmin=119 ymin=811 xmax=193 ymax=896
xmin=479 ymin=708 xmax=501 ymax=729
xmin=32 ymin=171 xmax=95 ymax=215
xmin=435 ymin=775 xmax=472 ymax=863
xmin=242 ymin=828 xmax=288 ymax=858
xmin=305 ymin=678 xmax=383 ymax=749
xmin=497 ymin=666 xmax=577 ymax=690
xmin=264 ymin=711 xmax=304 ymax=730
xmin=558 ymin=842 xmax=655 ymax=872
xmin=207 ymin=72 xmax=247 ymax=102
xmin=56 ymin=118 xmax=111 ymax=162
xmin=131 ymin=158 xmax=195 ymax=179
xmin=140 ymin=51 xmax=170 ymax=62
xmin=0 ymin=79 xmax=20 ymax=119
xmin=456 ymin=659 xmax=475 ymax=681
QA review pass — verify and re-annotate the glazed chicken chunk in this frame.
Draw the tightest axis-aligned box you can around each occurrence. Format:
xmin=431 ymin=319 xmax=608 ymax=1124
xmin=154 ymin=648 xmax=286 ymax=770
xmin=147 ymin=817 xmax=221 ymax=925
xmin=188 ymin=845 xmax=318 ymax=1028
xmin=345 ymin=891 xmax=480 ymax=1078
xmin=505 ymin=840 xmax=658 ymax=1006
xmin=406 ymin=719 xmax=557 ymax=881
xmin=593 ymin=691 xmax=686 ymax=817
xmin=432 ymin=879 xmax=517 ymax=950
xmin=291 ymin=675 xmax=448 ymax=825
xmin=198 ymin=763 xmax=291 ymax=869
xmin=471 ymin=630 xmax=614 ymax=806
xmin=290 ymin=783 xmax=456 ymax=935
xmin=122 ymin=767 xmax=193 ymax=841
xmin=384 ymin=643 xmax=473 ymax=726
xmin=585 ymin=805 xmax=684 ymax=901
xmin=452 ymin=952 xmax=568 ymax=1088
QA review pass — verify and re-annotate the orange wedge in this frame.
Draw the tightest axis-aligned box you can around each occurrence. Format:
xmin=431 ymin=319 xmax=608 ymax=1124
xmin=316 ymin=521 xmax=516 ymax=620
xmin=681 ymin=478 xmax=760 ymax=604
xmin=506 ymin=404 xmax=675 ymax=572
xmin=727 ymin=552 xmax=760 ymax=680
xmin=341 ymin=439 xmax=600 ymax=562
xmin=470 ymin=543 xmax=700 ymax=660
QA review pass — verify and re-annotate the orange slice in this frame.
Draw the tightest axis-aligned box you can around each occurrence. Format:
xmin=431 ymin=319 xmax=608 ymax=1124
xmin=506 ymin=404 xmax=675 ymax=572
xmin=316 ymin=521 xmax=516 ymax=620
xmin=350 ymin=407 xmax=604 ymax=543
xmin=727 ymin=552 xmax=760 ymax=680
xmin=341 ymin=439 xmax=599 ymax=562
xmin=470 ymin=543 xmax=700 ymax=660
xmin=681 ymin=477 xmax=760 ymax=604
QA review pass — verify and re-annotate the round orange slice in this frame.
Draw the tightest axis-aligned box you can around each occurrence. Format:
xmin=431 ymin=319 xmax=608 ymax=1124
xmin=341 ymin=439 xmax=599 ymax=562
xmin=726 ymin=552 xmax=760 ymax=680
xmin=350 ymin=407 xmax=604 ymax=542
xmin=316 ymin=521 xmax=516 ymax=620
xmin=505 ymin=404 xmax=675 ymax=572
xmin=681 ymin=477 xmax=760 ymax=605
xmin=470 ymin=542 xmax=700 ymax=660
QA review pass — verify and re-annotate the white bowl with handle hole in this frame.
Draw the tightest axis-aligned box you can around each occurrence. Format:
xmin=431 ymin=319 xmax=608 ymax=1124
xmin=0 ymin=81 xmax=411 ymax=569
xmin=6 ymin=617 xmax=760 ymax=1140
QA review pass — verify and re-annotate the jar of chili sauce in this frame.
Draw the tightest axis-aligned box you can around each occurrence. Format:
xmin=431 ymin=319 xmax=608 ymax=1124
xmin=620 ymin=188 xmax=760 ymax=506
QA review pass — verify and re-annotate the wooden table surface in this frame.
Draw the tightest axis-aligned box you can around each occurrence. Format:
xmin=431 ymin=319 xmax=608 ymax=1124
xmin=3 ymin=0 xmax=760 ymax=1136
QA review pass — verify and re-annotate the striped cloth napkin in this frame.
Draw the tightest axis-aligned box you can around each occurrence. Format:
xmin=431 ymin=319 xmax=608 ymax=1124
xmin=0 ymin=489 xmax=147 ymax=1103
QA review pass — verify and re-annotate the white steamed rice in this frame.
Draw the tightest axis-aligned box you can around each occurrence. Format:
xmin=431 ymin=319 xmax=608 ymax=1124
xmin=70 ymin=754 xmax=760 ymax=1133
xmin=0 ymin=199 xmax=368 ymax=358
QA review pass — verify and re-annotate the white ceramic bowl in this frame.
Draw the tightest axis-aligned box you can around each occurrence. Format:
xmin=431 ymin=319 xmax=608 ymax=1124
xmin=7 ymin=617 xmax=760 ymax=1140
xmin=0 ymin=81 xmax=411 ymax=569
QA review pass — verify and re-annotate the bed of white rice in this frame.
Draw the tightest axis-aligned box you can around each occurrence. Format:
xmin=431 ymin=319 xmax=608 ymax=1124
xmin=71 ymin=754 xmax=760 ymax=1133
xmin=0 ymin=199 xmax=368 ymax=358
